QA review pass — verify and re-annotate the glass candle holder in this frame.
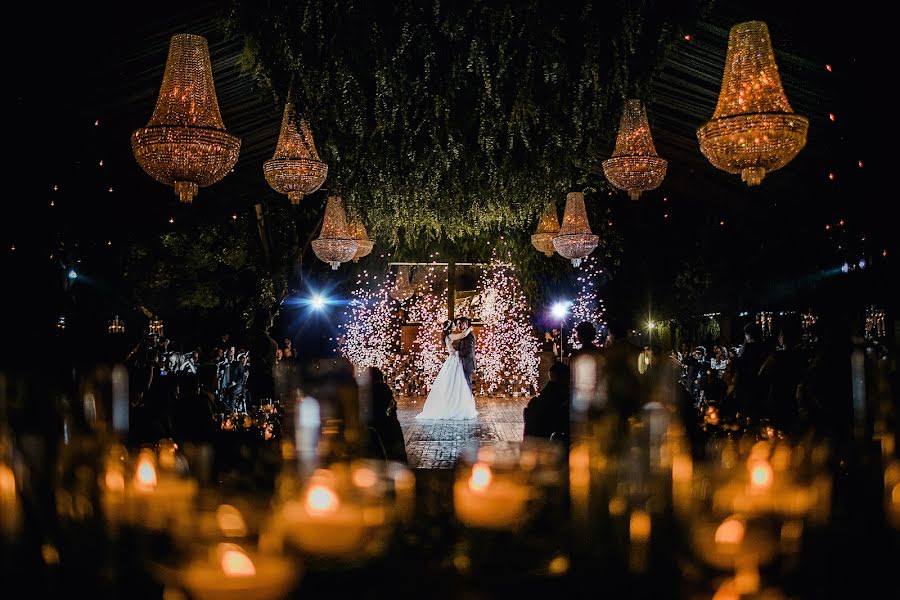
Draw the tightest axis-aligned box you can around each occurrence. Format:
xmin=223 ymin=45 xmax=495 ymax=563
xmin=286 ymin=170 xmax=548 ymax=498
xmin=268 ymin=458 xmax=414 ymax=568
xmin=452 ymin=440 xmax=568 ymax=579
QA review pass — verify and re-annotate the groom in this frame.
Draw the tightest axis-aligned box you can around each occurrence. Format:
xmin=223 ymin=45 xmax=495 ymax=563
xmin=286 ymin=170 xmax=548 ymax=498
xmin=455 ymin=316 xmax=476 ymax=391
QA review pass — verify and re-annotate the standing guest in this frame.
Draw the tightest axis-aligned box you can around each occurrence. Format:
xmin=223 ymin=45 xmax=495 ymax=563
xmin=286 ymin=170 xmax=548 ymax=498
xmin=550 ymin=327 xmax=562 ymax=359
xmin=524 ymin=362 xmax=570 ymax=439
xmin=283 ymin=337 xmax=294 ymax=357
xmin=368 ymin=367 xmax=408 ymax=463
xmin=733 ymin=323 xmax=769 ymax=423
xmin=538 ymin=331 xmax=557 ymax=389
xmin=760 ymin=320 xmax=807 ymax=432
xmin=247 ymin=308 xmax=278 ymax=409
xmin=569 ymin=322 xmax=603 ymax=357
xmin=638 ymin=346 xmax=653 ymax=374
xmin=710 ymin=346 xmax=728 ymax=375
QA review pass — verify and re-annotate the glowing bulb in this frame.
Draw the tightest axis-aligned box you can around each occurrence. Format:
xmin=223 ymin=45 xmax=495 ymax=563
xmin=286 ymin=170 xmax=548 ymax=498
xmin=310 ymin=294 xmax=326 ymax=310
xmin=168 ymin=217 xmax=175 ymax=224
xmin=684 ymin=34 xmax=691 ymax=41
xmin=305 ymin=484 xmax=339 ymax=514
xmin=715 ymin=517 xmax=745 ymax=545
xmin=749 ymin=460 xmax=774 ymax=492
xmin=629 ymin=510 xmax=651 ymax=542
xmin=232 ymin=214 xmax=238 ymax=220
xmin=218 ymin=544 xmax=256 ymax=577
xmin=841 ymin=262 xmax=850 ymax=273
xmin=825 ymin=63 xmax=832 ymax=72
xmin=858 ymin=258 xmax=866 ymax=270
xmin=104 ymin=469 xmax=125 ymax=493
xmin=647 ymin=321 xmax=655 ymax=330
xmin=551 ymin=302 xmax=569 ymax=319
xmin=828 ymin=113 xmax=835 ymax=122
xmin=468 ymin=463 xmax=493 ymax=492
xmin=828 ymin=172 xmax=835 ymax=181
xmin=67 ymin=269 xmax=78 ymax=280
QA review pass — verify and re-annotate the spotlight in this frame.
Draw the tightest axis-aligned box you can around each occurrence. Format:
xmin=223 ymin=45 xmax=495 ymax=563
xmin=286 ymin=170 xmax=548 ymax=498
xmin=67 ymin=268 xmax=78 ymax=280
xmin=841 ymin=262 xmax=850 ymax=274
xmin=310 ymin=294 xmax=326 ymax=310
xmin=647 ymin=321 xmax=656 ymax=330
xmin=858 ymin=258 xmax=866 ymax=270
xmin=551 ymin=302 xmax=569 ymax=320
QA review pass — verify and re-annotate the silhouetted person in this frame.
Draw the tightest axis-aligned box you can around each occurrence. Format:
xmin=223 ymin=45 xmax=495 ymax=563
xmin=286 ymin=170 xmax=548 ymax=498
xmin=368 ymin=367 xmax=408 ymax=463
xmin=569 ymin=321 xmax=602 ymax=358
xmin=733 ymin=323 xmax=769 ymax=423
xmin=799 ymin=315 xmax=853 ymax=444
xmin=524 ymin=361 xmax=570 ymax=439
xmin=760 ymin=320 xmax=807 ymax=432
xmin=601 ymin=318 xmax=641 ymax=424
xmin=700 ymin=368 xmax=727 ymax=405
xmin=247 ymin=308 xmax=278 ymax=409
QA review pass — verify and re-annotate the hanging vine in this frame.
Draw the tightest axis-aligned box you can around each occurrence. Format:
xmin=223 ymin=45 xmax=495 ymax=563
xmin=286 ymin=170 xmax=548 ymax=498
xmin=226 ymin=0 xmax=703 ymax=247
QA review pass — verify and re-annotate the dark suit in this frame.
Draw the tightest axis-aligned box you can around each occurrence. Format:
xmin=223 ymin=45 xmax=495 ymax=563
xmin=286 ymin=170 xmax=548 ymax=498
xmin=457 ymin=331 xmax=476 ymax=390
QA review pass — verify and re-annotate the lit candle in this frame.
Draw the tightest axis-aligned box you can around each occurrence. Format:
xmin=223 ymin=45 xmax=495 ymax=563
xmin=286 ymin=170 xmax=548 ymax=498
xmin=691 ymin=515 xmax=777 ymax=570
xmin=178 ymin=543 xmax=298 ymax=600
xmin=125 ymin=450 xmax=197 ymax=529
xmin=748 ymin=459 xmax=773 ymax=494
xmin=453 ymin=462 xmax=530 ymax=530
xmin=277 ymin=475 xmax=372 ymax=556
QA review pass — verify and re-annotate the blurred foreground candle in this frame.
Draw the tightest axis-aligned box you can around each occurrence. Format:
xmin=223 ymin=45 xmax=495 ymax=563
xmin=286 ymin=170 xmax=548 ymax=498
xmin=454 ymin=461 xmax=530 ymax=530
xmin=0 ymin=461 xmax=21 ymax=539
xmin=886 ymin=459 xmax=900 ymax=529
xmin=175 ymin=543 xmax=297 ymax=600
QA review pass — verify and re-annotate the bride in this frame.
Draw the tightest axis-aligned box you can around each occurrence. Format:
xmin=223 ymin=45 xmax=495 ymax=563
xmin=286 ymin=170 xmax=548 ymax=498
xmin=415 ymin=320 xmax=478 ymax=420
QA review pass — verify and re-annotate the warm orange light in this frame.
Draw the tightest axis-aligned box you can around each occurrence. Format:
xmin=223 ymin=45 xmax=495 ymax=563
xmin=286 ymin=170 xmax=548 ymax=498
xmin=305 ymin=484 xmax=340 ymax=514
xmin=715 ymin=517 xmax=745 ymax=545
xmin=749 ymin=460 xmax=774 ymax=492
xmin=892 ymin=482 xmax=900 ymax=505
xmin=105 ymin=469 xmax=125 ymax=493
xmin=630 ymin=510 xmax=652 ymax=542
xmin=468 ymin=463 xmax=493 ymax=493
xmin=352 ymin=467 xmax=378 ymax=489
xmin=218 ymin=543 xmax=256 ymax=577
xmin=672 ymin=454 xmax=693 ymax=483
xmin=0 ymin=464 xmax=15 ymax=501
xmin=216 ymin=504 xmax=248 ymax=537
xmin=135 ymin=454 xmax=157 ymax=489
xmin=828 ymin=113 xmax=835 ymax=122
xmin=684 ymin=34 xmax=692 ymax=41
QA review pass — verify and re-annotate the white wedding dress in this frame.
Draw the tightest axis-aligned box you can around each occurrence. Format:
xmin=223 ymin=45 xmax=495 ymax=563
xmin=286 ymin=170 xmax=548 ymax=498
xmin=415 ymin=337 xmax=478 ymax=420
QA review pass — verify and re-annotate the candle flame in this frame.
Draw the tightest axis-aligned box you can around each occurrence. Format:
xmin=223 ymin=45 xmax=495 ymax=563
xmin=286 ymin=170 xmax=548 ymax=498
xmin=468 ymin=463 xmax=493 ymax=493
xmin=218 ymin=544 xmax=256 ymax=577
xmin=749 ymin=460 xmax=773 ymax=491
xmin=305 ymin=484 xmax=340 ymax=514
xmin=135 ymin=454 xmax=157 ymax=489
xmin=715 ymin=517 xmax=745 ymax=545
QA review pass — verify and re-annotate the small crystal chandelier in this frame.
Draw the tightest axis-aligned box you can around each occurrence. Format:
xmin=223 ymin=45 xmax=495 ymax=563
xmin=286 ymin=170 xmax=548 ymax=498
xmin=347 ymin=212 xmax=374 ymax=263
xmin=389 ymin=265 xmax=415 ymax=302
xmin=552 ymin=192 xmax=599 ymax=267
xmin=132 ymin=34 xmax=240 ymax=203
xmin=149 ymin=317 xmax=164 ymax=337
xmin=263 ymin=97 xmax=328 ymax=204
xmin=311 ymin=196 xmax=358 ymax=270
xmin=531 ymin=199 xmax=560 ymax=256
xmin=603 ymin=99 xmax=667 ymax=200
xmin=108 ymin=315 xmax=126 ymax=334
xmin=697 ymin=21 xmax=808 ymax=186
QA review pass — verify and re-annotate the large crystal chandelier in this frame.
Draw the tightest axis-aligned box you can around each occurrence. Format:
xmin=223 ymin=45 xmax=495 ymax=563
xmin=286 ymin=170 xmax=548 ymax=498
xmin=264 ymin=98 xmax=328 ymax=204
xmin=347 ymin=212 xmax=374 ymax=262
xmin=602 ymin=99 xmax=667 ymax=200
xmin=552 ymin=192 xmax=599 ymax=267
xmin=311 ymin=196 xmax=358 ymax=270
xmin=132 ymin=34 xmax=240 ymax=203
xmin=531 ymin=199 xmax=560 ymax=257
xmin=697 ymin=21 xmax=808 ymax=186
xmin=389 ymin=265 xmax=415 ymax=302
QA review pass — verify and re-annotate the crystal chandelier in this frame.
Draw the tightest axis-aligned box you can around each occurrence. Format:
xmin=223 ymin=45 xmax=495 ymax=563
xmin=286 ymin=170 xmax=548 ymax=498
xmin=312 ymin=196 xmax=358 ymax=270
xmin=347 ymin=212 xmax=374 ymax=262
xmin=149 ymin=317 xmax=164 ymax=337
xmin=132 ymin=34 xmax=240 ymax=203
xmin=697 ymin=21 xmax=808 ymax=186
xmin=389 ymin=265 xmax=415 ymax=302
xmin=531 ymin=199 xmax=560 ymax=256
xmin=264 ymin=98 xmax=328 ymax=204
xmin=602 ymin=99 xmax=667 ymax=200
xmin=552 ymin=192 xmax=598 ymax=267
xmin=108 ymin=315 xmax=126 ymax=334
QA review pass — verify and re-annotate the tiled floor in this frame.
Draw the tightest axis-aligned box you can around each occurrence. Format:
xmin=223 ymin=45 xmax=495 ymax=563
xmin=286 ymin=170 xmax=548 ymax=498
xmin=396 ymin=395 xmax=526 ymax=469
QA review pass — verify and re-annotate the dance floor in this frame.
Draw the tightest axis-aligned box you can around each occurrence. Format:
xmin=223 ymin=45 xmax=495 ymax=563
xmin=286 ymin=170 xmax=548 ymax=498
xmin=395 ymin=395 xmax=526 ymax=468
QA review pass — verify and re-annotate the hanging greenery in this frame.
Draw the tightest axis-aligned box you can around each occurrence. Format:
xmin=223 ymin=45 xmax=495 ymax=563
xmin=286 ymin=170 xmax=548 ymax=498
xmin=226 ymin=0 xmax=704 ymax=246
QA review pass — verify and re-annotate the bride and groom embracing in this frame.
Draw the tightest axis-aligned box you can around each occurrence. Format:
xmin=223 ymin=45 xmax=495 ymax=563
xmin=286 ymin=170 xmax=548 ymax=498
xmin=415 ymin=316 xmax=478 ymax=420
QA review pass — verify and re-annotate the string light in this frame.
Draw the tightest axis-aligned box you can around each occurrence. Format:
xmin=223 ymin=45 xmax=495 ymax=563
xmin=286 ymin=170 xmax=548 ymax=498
xmin=169 ymin=217 xmax=175 ymax=224
xmin=828 ymin=113 xmax=835 ymax=122
xmin=94 ymin=119 xmax=100 ymax=126
xmin=108 ymin=187 xmax=114 ymax=193
xmin=720 ymin=220 xmax=725 ymax=226
xmin=408 ymin=266 xmax=449 ymax=388
xmin=684 ymin=34 xmax=692 ymax=41
xmin=476 ymin=257 xmax=540 ymax=396
xmin=50 ymin=201 xmax=55 ymax=207
xmin=859 ymin=160 xmax=863 ymax=168
xmin=828 ymin=172 xmax=835 ymax=181
xmin=99 ymin=160 xmax=104 ymax=167
xmin=232 ymin=214 xmax=238 ymax=220
xmin=53 ymin=185 xmax=58 ymax=192
xmin=825 ymin=64 xmax=832 ymax=72
xmin=567 ymin=255 xmax=607 ymax=350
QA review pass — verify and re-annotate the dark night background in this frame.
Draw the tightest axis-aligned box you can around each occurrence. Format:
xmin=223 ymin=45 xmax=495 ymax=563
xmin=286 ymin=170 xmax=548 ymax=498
xmin=3 ymin=0 xmax=888 ymax=366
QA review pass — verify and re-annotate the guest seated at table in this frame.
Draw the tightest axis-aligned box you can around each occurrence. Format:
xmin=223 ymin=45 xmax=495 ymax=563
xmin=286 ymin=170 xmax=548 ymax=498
xmin=524 ymin=361 xmax=570 ymax=440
